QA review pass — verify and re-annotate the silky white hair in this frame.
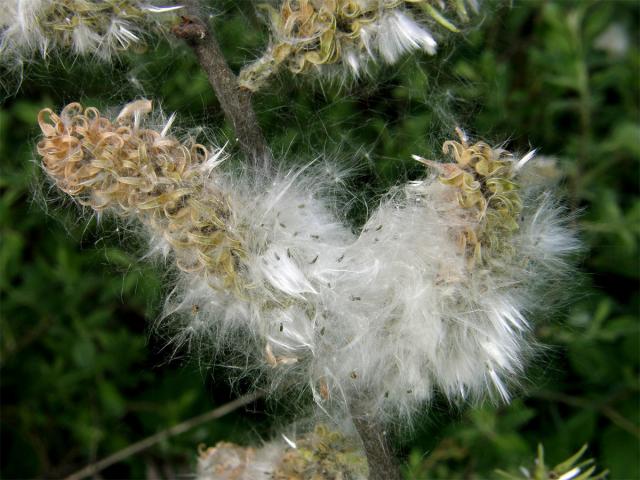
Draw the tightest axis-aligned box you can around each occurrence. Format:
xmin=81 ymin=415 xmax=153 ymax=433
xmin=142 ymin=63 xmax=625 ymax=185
xmin=310 ymin=156 xmax=579 ymax=422
xmin=153 ymin=146 xmax=578 ymax=424
xmin=37 ymin=100 xmax=578 ymax=427
xmin=0 ymin=1 xmax=179 ymax=72
xmin=153 ymin=160 xmax=354 ymax=394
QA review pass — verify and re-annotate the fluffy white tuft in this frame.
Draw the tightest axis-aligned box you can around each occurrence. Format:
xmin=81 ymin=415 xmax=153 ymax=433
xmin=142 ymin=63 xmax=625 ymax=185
xmin=0 ymin=0 xmax=179 ymax=87
xmin=151 ymin=146 xmax=577 ymax=423
xmin=303 ymin=150 xmax=580 ymax=423
xmin=362 ymin=10 xmax=437 ymax=65
xmin=338 ymin=8 xmax=439 ymax=77
xmin=155 ymin=162 xmax=354 ymax=392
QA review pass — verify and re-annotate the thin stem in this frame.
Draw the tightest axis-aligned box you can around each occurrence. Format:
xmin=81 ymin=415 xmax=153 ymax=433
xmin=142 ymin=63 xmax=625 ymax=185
xmin=63 ymin=391 xmax=262 ymax=480
xmin=172 ymin=0 xmax=272 ymax=170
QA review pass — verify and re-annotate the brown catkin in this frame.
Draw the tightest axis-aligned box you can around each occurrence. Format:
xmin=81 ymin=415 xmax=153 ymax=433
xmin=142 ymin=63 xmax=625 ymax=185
xmin=37 ymin=100 xmax=244 ymax=288
xmin=238 ymin=0 xmax=474 ymax=91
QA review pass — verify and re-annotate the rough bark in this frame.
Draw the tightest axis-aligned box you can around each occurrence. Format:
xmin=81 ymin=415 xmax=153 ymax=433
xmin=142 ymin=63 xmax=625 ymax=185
xmin=352 ymin=404 xmax=402 ymax=480
xmin=172 ymin=2 xmax=272 ymax=170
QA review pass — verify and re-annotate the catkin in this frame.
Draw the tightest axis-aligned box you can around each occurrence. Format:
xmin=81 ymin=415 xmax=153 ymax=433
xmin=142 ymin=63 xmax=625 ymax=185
xmin=197 ymin=424 xmax=368 ymax=480
xmin=239 ymin=0 xmax=478 ymax=91
xmin=415 ymin=128 xmax=524 ymax=266
xmin=37 ymin=100 xmax=244 ymax=289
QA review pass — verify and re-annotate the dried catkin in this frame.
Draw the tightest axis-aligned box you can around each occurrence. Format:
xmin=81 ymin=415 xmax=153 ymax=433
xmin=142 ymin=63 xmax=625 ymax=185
xmin=239 ymin=0 xmax=479 ymax=91
xmin=0 ymin=1 xmax=181 ymax=96
xmin=37 ymin=100 xmax=244 ymax=289
xmin=1 ymin=0 xmax=180 ymax=62
xmin=37 ymin=100 xmax=353 ymax=395
xmin=197 ymin=423 xmax=368 ymax=480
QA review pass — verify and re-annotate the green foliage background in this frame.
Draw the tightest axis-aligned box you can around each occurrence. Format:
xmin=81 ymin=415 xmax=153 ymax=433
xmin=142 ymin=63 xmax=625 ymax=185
xmin=1 ymin=1 xmax=638 ymax=478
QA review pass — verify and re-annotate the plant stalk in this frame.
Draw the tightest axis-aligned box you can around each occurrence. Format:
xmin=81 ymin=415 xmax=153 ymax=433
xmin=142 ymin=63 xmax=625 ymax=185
xmin=172 ymin=0 xmax=272 ymax=170
xmin=351 ymin=404 xmax=402 ymax=480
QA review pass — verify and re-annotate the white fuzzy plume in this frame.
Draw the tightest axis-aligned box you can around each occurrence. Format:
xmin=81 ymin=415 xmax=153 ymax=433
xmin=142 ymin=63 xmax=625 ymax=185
xmin=37 ymin=101 xmax=578 ymax=427
xmin=152 ymin=143 xmax=578 ymax=424
xmin=161 ymin=146 xmax=578 ymax=425
xmin=156 ymin=162 xmax=354 ymax=392
xmin=0 ymin=0 xmax=180 ymax=84
xmin=302 ymin=147 xmax=580 ymax=422
xmin=362 ymin=10 xmax=437 ymax=64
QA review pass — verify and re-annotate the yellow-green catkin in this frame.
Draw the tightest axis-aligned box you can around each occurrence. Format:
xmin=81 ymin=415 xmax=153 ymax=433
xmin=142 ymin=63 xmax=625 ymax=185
xmin=416 ymin=128 xmax=523 ymax=267
xmin=239 ymin=0 xmax=474 ymax=91
xmin=37 ymin=101 xmax=244 ymax=290
xmin=273 ymin=424 xmax=368 ymax=479
xmin=197 ymin=424 xmax=368 ymax=480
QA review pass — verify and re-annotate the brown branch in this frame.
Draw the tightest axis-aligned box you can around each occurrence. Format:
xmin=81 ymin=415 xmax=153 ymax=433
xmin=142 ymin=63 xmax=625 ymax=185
xmin=350 ymin=398 xmax=402 ymax=480
xmin=172 ymin=1 xmax=272 ymax=170
xmin=64 ymin=391 xmax=263 ymax=480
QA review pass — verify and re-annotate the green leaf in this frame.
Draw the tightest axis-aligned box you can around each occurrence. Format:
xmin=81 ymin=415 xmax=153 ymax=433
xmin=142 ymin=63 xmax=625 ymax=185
xmin=98 ymin=380 xmax=126 ymax=418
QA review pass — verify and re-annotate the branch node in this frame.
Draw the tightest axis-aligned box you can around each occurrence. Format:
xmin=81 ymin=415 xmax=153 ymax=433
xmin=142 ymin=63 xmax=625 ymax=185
xmin=171 ymin=15 xmax=207 ymax=42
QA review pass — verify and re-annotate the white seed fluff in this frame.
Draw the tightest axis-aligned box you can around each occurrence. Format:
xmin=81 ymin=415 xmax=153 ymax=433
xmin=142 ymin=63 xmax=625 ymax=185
xmin=156 ymin=161 xmax=354 ymax=393
xmin=303 ymin=151 xmax=579 ymax=423
xmin=155 ymin=146 xmax=578 ymax=423
xmin=38 ymin=101 xmax=578 ymax=427
xmin=0 ymin=1 xmax=179 ymax=74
